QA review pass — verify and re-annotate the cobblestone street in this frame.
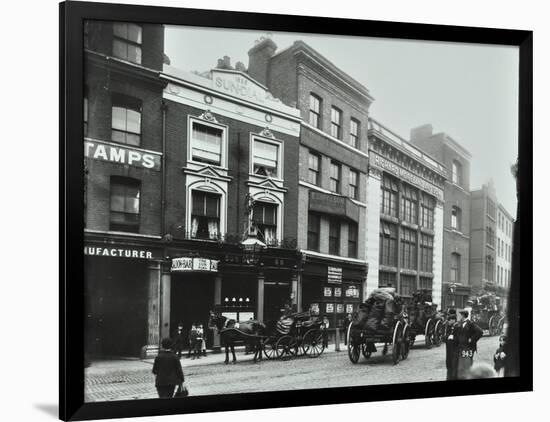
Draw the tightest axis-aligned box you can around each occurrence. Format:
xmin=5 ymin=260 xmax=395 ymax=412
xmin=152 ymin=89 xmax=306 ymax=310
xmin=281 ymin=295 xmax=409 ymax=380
xmin=85 ymin=335 xmax=499 ymax=402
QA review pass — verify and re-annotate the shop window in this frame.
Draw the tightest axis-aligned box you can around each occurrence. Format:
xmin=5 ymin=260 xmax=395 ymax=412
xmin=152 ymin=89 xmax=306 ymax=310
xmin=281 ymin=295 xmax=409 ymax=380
xmin=190 ymin=120 xmax=224 ymax=166
xmin=400 ymin=183 xmax=418 ymax=224
xmin=191 ymin=190 xmax=220 ymax=240
xmin=379 ymin=271 xmax=396 ymax=288
xmin=452 ymin=160 xmax=462 ymax=186
xmin=350 ymin=118 xmax=359 ymax=148
xmin=379 ymin=222 xmax=398 ymax=267
xmin=329 ymin=218 xmax=340 ymax=256
xmin=381 ymin=174 xmax=398 ymax=217
xmin=110 ymin=176 xmax=140 ymax=233
xmin=253 ymin=201 xmax=278 ymax=245
xmin=329 ymin=161 xmax=341 ymax=193
xmin=450 ymin=253 xmax=460 ymax=283
xmin=112 ymin=22 xmax=142 ymax=64
xmin=307 ymin=213 xmax=320 ymax=251
xmin=309 ymin=93 xmax=322 ymax=128
xmin=400 ymin=275 xmax=416 ymax=298
xmin=111 ymin=93 xmax=142 ymax=146
xmin=330 ymin=107 xmax=342 ymax=139
xmin=307 ymin=151 xmax=320 ymax=185
xmin=400 ymin=227 xmax=417 ymax=270
xmin=451 ymin=206 xmax=462 ymax=231
xmin=420 ymin=194 xmax=435 ymax=229
xmin=348 ymin=222 xmax=358 ymax=258
xmin=253 ymin=138 xmax=280 ymax=178
xmin=349 ymin=169 xmax=359 ymax=200
xmin=420 ymin=234 xmax=434 ymax=272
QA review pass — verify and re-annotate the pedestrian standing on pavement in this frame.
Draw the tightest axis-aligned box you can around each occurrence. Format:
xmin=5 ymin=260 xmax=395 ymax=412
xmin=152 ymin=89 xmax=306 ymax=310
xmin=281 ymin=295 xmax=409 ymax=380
xmin=343 ymin=313 xmax=353 ymax=346
xmin=173 ymin=322 xmax=186 ymax=359
xmin=322 ymin=315 xmax=330 ymax=349
xmin=198 ymin=323 xmax=207 ymax=357
xmin=152 ymin=338 xmax=185 ymax=398
xmin=493 ymin=335 xmax=507 ymax=377
xmin=444 ymin=313 xmax=458 ymax=380
xmin=454 ymin=310 xmax=483 ymax=380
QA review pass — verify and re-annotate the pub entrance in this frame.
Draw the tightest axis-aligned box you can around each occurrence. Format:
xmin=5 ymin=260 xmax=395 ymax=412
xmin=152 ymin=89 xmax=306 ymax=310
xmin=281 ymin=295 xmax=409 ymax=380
xmin=264 ymin=281 xmax=291 ymax=321
xmin=170 ymin=272 xmax=215 ymax=349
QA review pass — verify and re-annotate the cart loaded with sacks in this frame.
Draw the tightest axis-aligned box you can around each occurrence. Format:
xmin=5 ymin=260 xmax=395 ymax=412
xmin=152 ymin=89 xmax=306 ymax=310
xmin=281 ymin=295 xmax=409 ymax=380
xmin=470 ymin=293 xmax=506 ymax=336
xmin=262 ymin=311 xmax=326 ymax=360
xmin=346 ymin=288 xmax=410 ymax=364
xmin=406 ymin=290 xmax=445 ymax=349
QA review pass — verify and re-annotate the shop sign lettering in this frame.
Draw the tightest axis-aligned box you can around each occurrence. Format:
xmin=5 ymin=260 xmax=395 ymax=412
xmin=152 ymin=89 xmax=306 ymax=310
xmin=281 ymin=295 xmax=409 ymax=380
xmin=336 ymin=304 xmax=344 ymax=313
xmin=212 ymin=70 xmax=276 ymax=106
xmin=346 ymin=304 xmax=354 ymax=314
xmin=84 ymin=246 xmax=153 ymax=259
xmin=85 ymin=140 xmax=161 ymax=171
xmin=171 ymin=257 xmax=219 ymax=272
xmin=323 ymin=287 xmax=332 ymax=297
xmin=327 ymin=266 xmax=343 ymax=284
xmin=334 ymin=287 xmax=342 ymax=297
xmin=326 ymin=303 xmax=334 ymax=313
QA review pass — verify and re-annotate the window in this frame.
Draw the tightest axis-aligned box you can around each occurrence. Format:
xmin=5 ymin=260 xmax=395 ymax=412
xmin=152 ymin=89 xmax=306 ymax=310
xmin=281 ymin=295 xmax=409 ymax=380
xmin=350 ymin=118 xmax=360 ymax=148
xmin=111 ymin=94 xmax=141 ymax=146
xmin=190 ymin=121 xmax=223 ymax=166
xmin=400 ymin=275 xmax=416 ymax=297
xmin=349 ymin=169 xmax=359 ymax=199
xmin=329 ymin=218 xmax=340 ymax=255
xmin=419 ymin=277 xmax=432 ymax=292
xmin=330 ymin=107 xmax=342 ymax=139
xmin=486 ymin=226 xmax=495 ymax=247
xmin=487 ymin=198 xmax=496 ymax=219
xmin=379 ymin=271 xmax=396 ymax=288
xmin=113 ymin=22 xmax=142 ymax=64
xmin=379 ymin=222 xmax=398 ymax=267
xmin=309 ymin=94 xmax=322 ymax=128
xmin=485 ymin=255 xmax=495 ymax=282
xmin=83 ymin=92 xmax=89 ymax=137
xmin=420 ymin=234 xmax=434 ymax=272
xmin=329 ymin=161 xmax=341 ymax=193
xmin=452 ymin=160 xmax=462 ymax=185
xmin=400 ymin=183 xmax=418 ymax=224
xmin=348 ymin=223 xmax=358 ymax=258
xmin=191 ymin=190 xmax=220 ymax=240
xmin=420 ymin=194 xmax=435 ymax=229
xmin=253 ymin=201 xmax=278 ymax=245
xmin=308 ymin=152 xmax=320 ymax=185
xmin=498 ymin=239 xmax=501 ymax=257
xmin=307 ymin=213 xmax=321 ymax=251
xmin=451 ymin=206 xmax=461 ymax=231
xmin=381 ymin=174 xmax=398 ymax=217
xmin=110 ymin=177 xmax=140 ymax=233
xmin=400 ymin=227 xmax=417 ymax=270
xmin=450 ymin=253 xmax=460 ymax=283
xmin=253 ymin=139 xmax=279 ymax=177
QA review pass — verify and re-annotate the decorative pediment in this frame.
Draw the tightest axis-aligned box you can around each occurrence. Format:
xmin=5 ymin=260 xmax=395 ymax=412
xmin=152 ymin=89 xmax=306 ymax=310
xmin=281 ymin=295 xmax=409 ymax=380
xmin=182 ymin=163 xmax=233 ymax=182
xmin=260 ymin=127 xmax=275 ymax=139
xmin=198 ymin=109 xmax=218 ymax=123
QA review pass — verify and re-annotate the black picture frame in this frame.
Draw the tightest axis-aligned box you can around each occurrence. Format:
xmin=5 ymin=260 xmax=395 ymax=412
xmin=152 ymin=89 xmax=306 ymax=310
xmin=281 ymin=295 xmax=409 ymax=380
xmin=60 ymin=1 xmax=533 ymax=420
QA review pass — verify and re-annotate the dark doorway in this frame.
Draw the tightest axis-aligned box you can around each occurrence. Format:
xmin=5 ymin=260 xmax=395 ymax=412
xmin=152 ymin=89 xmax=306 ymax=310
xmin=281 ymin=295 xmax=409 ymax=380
xmin=170 ymin=273 xmax=215 ymax=349
xmin=264 ymin=282 xmax=291 ymax=321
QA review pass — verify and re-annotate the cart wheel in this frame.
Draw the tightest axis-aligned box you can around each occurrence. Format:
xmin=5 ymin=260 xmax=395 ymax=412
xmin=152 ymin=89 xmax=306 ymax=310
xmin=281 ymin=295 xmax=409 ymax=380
xmin=425 ymin=319 xmax=434 ymax=349
xmin=489 ymin=315 xmax=500 ymax=336
xmin=347 ymin=324 xmax=360 ymax=364
xmin=275 ymin=335 xmax=297 ymax=360
xmin=303 ymin=329 xmax=325 ymax=358
xmin=361 ymin=342 xmax=372 ymax=359
xmin=263 ymin=337 xmax=277 ymax=359
xmin=392 ymin=321 xmax=403 ymax=364
xmin=434 ymin=320 xmax=443 ymax=347
xmin=497 ymin=317 xmax=505 ymax=335
xmin=401 ymin=324 xmax=410 ymax=360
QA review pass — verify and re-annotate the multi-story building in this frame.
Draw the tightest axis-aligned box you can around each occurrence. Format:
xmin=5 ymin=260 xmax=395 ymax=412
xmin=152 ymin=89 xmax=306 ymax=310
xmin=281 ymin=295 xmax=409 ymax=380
xmin=496 ymin=203 xmax=514 ymax=305
xmin=469 ymin=181 xmax=498 ymax=295
xmin=410 ymin=124 xmax=472 ymax=309
xmin=366 ymin=120 xmax=447 ymax=308
xmin=247 ymin=38 xmax=373 ymax=328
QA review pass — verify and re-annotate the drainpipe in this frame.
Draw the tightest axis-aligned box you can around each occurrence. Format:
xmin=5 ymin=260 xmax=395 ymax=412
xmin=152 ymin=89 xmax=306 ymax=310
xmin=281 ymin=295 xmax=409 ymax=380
xmin=161 ymin=100 xmax=167 ymax=236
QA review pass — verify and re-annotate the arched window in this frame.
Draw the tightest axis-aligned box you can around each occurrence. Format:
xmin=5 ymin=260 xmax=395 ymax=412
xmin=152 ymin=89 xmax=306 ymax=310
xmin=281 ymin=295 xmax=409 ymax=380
xmin=452 ymin=160 xmax=462 ymax=186
xmin=451 ymin=206 xmax=462 ymax=231
xmin=450 ymin=253 xmax=460 ymax=283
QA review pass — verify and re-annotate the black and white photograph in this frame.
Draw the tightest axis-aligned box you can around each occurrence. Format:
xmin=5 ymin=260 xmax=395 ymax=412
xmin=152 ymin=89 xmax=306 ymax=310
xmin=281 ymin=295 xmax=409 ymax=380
xmin=81 ymin=17 xmax=523 ymax=404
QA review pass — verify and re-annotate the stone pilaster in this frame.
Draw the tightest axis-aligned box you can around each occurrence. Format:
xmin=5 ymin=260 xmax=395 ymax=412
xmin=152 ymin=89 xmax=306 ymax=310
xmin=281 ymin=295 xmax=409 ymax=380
xmin=160 ymin=263 xmax=171 ymax=340
xmin=432 ymin=201 xmax=444 ymax=310
xmin=141 ymin=261 xmax=162 ymax=359
xmin=257 ymin=272 xmax=265 ymax=321
xmin=365 ymin=169 xmax=382 ymax=299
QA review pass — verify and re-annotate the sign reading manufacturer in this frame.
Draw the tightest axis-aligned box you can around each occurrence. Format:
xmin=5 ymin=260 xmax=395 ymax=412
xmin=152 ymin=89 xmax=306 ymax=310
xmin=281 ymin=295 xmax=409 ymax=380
xmin=85 ymin=139 xmax=161 ymax=171
xmin=327 ymin=266 xmax=343 ymax=284
xmin=171 ymin=257 xmax=219 ymax=273
xmin=84 ymin=246 xmax=154 ymax=259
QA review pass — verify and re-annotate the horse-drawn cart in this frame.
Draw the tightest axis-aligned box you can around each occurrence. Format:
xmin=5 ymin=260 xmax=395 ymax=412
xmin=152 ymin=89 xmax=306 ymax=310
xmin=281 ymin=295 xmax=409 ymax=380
xmin=346 ymin=288 xmax=410 ymax=365
xmin=470 ymin=293 xmax=505 ymax=336
xmin=406 ymin=291 xmax=445 ymax=349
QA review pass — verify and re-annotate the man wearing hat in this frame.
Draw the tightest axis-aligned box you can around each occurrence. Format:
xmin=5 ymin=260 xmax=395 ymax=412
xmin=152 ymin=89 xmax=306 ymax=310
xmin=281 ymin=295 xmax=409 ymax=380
xmin=454 ymin=309 xmax=483 ymax=379
xmin=445 ymin=311 xmax=459 ymax=380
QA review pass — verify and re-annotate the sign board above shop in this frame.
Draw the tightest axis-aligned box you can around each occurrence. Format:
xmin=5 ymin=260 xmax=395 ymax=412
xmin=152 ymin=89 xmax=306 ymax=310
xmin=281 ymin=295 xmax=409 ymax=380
xmin=84 ymin=246 xmax=158 ymax=260
xmin=309 ymin=191 xmax=360 ymax=222
xmin=327 ymin=266 xmax=343 ymax=284
xmin=171 ymin=257 xmax=219 ymax=273
xmin=85 ymin=139 xmax=162 ymax=171
xmin=211 ymin=69 xmax=282 ymax=108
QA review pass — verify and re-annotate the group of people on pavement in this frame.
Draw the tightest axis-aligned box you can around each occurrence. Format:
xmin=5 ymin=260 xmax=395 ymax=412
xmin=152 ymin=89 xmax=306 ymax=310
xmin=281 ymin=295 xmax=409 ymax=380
xmin=172 ymin=322 xmax=207 ymax=360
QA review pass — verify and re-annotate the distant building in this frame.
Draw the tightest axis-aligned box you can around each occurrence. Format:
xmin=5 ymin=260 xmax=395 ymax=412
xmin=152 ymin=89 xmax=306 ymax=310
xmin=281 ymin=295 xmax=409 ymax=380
xmin=410 ymin=124 xmax=472 ymax=309
xmin=496 ymin=203 xmax=514 ymax=306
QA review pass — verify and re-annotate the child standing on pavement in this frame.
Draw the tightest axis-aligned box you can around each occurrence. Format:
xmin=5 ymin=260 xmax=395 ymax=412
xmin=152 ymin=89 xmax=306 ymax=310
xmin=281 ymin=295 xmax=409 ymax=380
xmin=493 ymin=335 xmax=507 ymax=377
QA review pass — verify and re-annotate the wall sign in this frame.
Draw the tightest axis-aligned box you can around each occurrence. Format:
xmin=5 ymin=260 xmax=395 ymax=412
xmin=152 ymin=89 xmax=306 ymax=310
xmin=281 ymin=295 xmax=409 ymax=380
xmin=309 ymin=191 xmax=360 ymax=222
xmin=212 ymin=69 xmax=278 ymax=107
xmin=326 ymin=303 xmax=334 ymax=313
xmin=85 ymin=139 xmax=162 ymax=171
xmin=310 ymin=303 xmax=320 ymax=315
xmin=334 ymin=287 xmax=342 ymax=297
xmin=346 ymin=304 xmax=354 ymax=314
xmin=84 ymin=246 xmax=155 ymax=259
xmin=345 ymin=285 xmax=360 ymax=298
xmin=327 ymin=266 xmax=343 ymax=284
xmin=323 ymin=287 xmax=332 ymax=297
xmin=336 ymin=304 xmax=344 ymax=313
xmin=171 ymin=257 xmax=219 ymax=272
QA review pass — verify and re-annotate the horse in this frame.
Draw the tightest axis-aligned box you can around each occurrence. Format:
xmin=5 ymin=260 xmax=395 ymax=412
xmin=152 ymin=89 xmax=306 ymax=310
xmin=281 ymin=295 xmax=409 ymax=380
xmin=208 ymin=311 xmax=265 ymax=364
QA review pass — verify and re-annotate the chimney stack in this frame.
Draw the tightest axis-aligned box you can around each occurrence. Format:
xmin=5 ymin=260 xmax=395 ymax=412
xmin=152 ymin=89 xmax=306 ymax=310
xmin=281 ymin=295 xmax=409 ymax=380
xmin=247 ymin=36 xmax=277 ymax=86
xmin=410 ymin=124 xmax=434 ymax=141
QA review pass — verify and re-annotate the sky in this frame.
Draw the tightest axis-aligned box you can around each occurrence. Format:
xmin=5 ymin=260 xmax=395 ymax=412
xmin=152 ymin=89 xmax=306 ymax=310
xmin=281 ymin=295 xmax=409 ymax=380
xmin=165 ymin=25 xmax=519 ymax=217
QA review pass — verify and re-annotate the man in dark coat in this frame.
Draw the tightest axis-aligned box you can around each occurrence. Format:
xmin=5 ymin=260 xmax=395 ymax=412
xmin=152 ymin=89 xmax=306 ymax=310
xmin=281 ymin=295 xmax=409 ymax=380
xmin=172 ymin=322 xmax=186 ymax=359
xmin=152 ymin=338 xmax=185 ymax=398
xmin=445 ymin=312 xmax=459 ymax=380
xmin=454 ymin=310 xmax=483 ymax=379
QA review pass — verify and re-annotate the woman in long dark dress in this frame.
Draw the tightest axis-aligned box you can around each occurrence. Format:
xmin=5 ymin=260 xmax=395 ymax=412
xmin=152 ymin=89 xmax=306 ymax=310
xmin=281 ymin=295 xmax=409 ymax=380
xmin=445 ymin=312 xmax=459 ymax=380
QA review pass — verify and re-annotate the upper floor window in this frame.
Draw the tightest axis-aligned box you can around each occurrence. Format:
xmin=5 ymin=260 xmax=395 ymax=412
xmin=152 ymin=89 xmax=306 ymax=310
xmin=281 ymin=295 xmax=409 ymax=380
xmin=487 ymin=198 xmax=496 ymax=219
xmin=400 ymin=183 xmax=418 ymax=224
xmin=307 ymin=213 xmax=321 ymax=251
xmin=486 ymin=226 xmax=495 ymax=247
xmin=420 ymin=234 xmax=434 ymax=272
xmin=451 ymin=206 xmax=462 ymax=231
xmin=330 ymin=161 xmax=341 ymax=193
xmin=400 ymin=275 xmax=416 ymax=298
xmin=400 ymin=227 xmax=417 ymax=270
xmin=350 ymin=118 xmax=360 ymax=148
xmin=330 ymin=107 xmax=342 ymax=139
xmin=450 ymin=253 xmax=461 ymax=283
xmin=253 ymin=138 xmax=280 ymax=178
xmin=190 ymin=120 xmax=224 ymax=166
xmin=191 ymin=190 xmax=220 ymax=240
xmin=381 ymin=174 xmax=398 ymax=217
xmin=379 ymin=222 xmax=398 ymax=267
xmin=308 ymin=151 xmax=320 ymax=185
xmin=379 ymin=271 xmax=396 ymax=289
xmin=452 ymin=160 xmax=462 ymax=185
xmin=485 ymin=255 xmax=495 ymax=281
xmin=309 ymin=94 xmax=322 ymax=128
xmin=111 ymin=93 xmax=141 ymax=146
xmin=420 ymin=194 xmax=435 ymax=230
xmin=349 ymin=169 xmax=359 ymax=200
xmin=348 ymin=222 xmax=358 ymax=258
xmin=253 ymin=201 xmax=278 ymax=245
xmin=328 ymin=218 xmax=341 ymax=255
xmin=113 ymin=22 xmax=142 ymax=64
xmin=110 ymin=176 xmax=140 ymax=233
